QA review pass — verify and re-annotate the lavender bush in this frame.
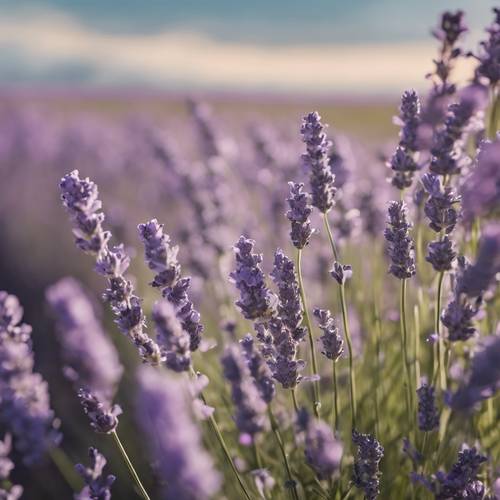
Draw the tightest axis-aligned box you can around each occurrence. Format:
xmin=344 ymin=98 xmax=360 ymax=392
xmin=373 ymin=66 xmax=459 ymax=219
xmin=0 ymin=8 xmax=498 ymax=500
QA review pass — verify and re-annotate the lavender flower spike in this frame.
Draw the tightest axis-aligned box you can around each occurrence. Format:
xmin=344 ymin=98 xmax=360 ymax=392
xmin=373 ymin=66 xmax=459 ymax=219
xmin=0 ymin=434 xmax=23 ymax=500
xmin=136 ymin=366 xmax=220 ymax=500
xmin=222 ymin=344 xmax=268 ymax=439
xmin=75 ymin=447 xmax=115 ymax=500
xmin=352 ymin=430 xmax=384 ymax=500
xmin=286 ymin=182 xmax=314 ymax=249
xmin=138 ymin=219 xmax=180 ymax=289
xmin=59 ymin=170 xmax=162 ymax=365
xmin=152 ymin=300 xmax=191 ymax=373
xmin=301 ymin=111 xmax=337 ymax=213
xmin=313 ymin=309 xmax=344 ymax=361
xmin=426 ymin=236 xmax=457 ymax=272
xmin=78 ymin=389 xmax=122 ymax=434
xmin=416 ymin=383 xmax=439 ymax=431
xmin=0 ymin=291 xmax=61 ymax=465
xmin=46 ymin=277 xmax=123 ymax=402
xmin=304 ymin=418 xmax=343 ymax=480
xmin=384 ymin=201 xmax=416 ymax=279
xmin=230 ymin=236 xmax=274 ymax=321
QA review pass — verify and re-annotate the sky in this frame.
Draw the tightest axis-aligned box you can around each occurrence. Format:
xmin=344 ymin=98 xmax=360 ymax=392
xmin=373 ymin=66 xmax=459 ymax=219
xmin=0 ymin=0 xmax=497 ymax=95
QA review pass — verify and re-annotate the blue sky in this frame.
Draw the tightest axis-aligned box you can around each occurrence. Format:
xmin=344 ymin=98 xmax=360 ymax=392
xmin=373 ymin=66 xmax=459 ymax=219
xmin=0 ymin=0 xmax=497 ymax=94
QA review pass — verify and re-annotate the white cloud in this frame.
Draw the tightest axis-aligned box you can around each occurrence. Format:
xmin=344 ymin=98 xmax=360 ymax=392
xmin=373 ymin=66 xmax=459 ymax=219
xmin=0 ymin=10 xmax=477 ymax=93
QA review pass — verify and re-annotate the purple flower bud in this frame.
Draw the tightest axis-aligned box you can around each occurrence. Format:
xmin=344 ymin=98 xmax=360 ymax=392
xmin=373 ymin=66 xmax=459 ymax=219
xmin=0 ymin=434 xmax=22 ymax=499
xmin=330 ymin=261 xmax=352 ymax=285
xmin=352 ymin=430 xmax=384 ymax=500
xmin=222 ymin=344 xmax=268 ymax=437
xmin=138 ymin=219 xmax=180 ymax=289
xmin=46 ymin=277 xmax=123 ymax=403
xmin=433 ymin=11 xmax=467 ymax=46
xmin=474 ymin=8 xmax=500 ymax=84
xmin=251 ymin=469 xmax=275 ymax=498
xmin=152 ymin=300 xmax=191 ymax=373
xmin=286 ymin=182 xmax=314 ymax=249
xmin=416 ymin=383 xmax=440 ymax=431
xmin=313 ymin=309 xmax=343 ymax=361
xmin=136 ymin=366 xmax=220 ymax=499
xmin=301 ymin=112 xmax=336 ymax=213
xmin=426 ymin=236 xmax=457 ymax=271
xmin=230 ymin=236 xmax=274 ymax=321
xmin=384 ymin=201 xmax=416 ymax=279
xmin=78 ymin=389 xmax=122 ymax=434
xmin=75 ymin=447 xmax=115 ymax=500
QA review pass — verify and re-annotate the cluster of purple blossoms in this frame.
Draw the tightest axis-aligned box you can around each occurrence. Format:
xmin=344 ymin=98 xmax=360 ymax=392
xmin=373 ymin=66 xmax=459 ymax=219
xmin=230 ymin=236 xmax=275 ymax=321
xmin=450 ymin=334 xmax=500 ymax=410
xmin=330 ymin=261 xmax=352 ymax=285
xmin=298 ymin=411 xmax=343 ymax=480
xmin=473 ymin=8 xmax=500 ymax=85
xmin=413 ymin=446 xmax=487 ymax=498
xmin=222 ymin=344 xmax=268 ymax=440
xmin=352 ymin=430 xmax=384 ymax=500
xmin=441 ymin=257 xmax=481 ymax=342
xmin=270 ymin=249 xmax=306 ymax=343
xmin=46 ymin=277 xmax=123 ymax=402
xmin=136 ymin=367 xmax=220 ymax=500
xmin=78 ymin=389 xmax=122 ymax=434
xmin=75 ymin=447 xmax=115 ymax=500
xmin=384 ymin=201 xmax=416 ymax=279
xmin=416 ymin=383 xmax=440 ymax=431
xmin=152 ymin=300 xmax=192 ymax=372
xmin=313 ymin=309 xmax=343 ymax=361
xmin=59 ymin=170 xmax=162 ymax=365
xmin=0 ymin=434 xmax=23 ymax=499
xmin=389 ymin=90 xmax=421 ymax=189
xmin=0 ymin=292 xmax=61 ymax=465
xmin=300 ymin=112 xmax=337 ymax=214
xmin=461 ymin=139 xmax=500 ymax=223
xmin=240 ymin=334 xmax=275 ymax=404
xmin=286 ymin=182 xmax=314 ymax=249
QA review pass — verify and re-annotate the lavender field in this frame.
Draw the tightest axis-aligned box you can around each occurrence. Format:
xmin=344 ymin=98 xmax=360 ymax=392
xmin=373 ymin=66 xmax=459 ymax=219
xmin=0 ymin=7 xmax=499 ymax=500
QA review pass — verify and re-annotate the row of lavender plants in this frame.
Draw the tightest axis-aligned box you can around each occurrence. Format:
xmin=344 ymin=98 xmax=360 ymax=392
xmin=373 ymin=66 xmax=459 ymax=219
xmin=0 ymin=8 xmax=499 ymax=500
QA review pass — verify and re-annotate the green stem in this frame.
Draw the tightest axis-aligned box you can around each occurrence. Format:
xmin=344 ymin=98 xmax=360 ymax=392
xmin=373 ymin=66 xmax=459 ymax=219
xmin=332 ymin=360 xmax=339 ymax=432
xmin=374 ymin=301 xmax=382 ymax=438
xmin=49 ymin=447 xmax=83 ymax=492
xmin=323 ymin=213 xmax=339 ymax=261
xmin=400 ymin=279 xmax=413 ymax=438
xmin=488 ymin=86 xmax=499 ymax=139
xmin=190 ymin=368 xmax=252 ymax=500
xmin=339 ymin=282 xmax=357 ymax=430
xmin=253 ymin=442 xmax=263 ymax=469
xmin=435 ymin=272 xmax=446 ymax=391
xmin=111 ymin=430 xmax=151 ymax=500
xmin=268 ymin=408 xmax=300 ymax=500
xmin=291 ymin=388 xmax=300 ymax=414
xmin=296 ymin=248 xmax=321 ymax=418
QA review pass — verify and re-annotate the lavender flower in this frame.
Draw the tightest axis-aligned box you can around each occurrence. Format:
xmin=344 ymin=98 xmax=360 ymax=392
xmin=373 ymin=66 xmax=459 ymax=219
xmin=474 ymin=8 xmax=500 ymax=85
xmin=270 ymin=249 xmax=306 ymax=342
xmin=330 ymin=261 xmax=352 ymax=285
xmin=251 ymin=469 xmax=275 ymax=499
xmin=304 ymin=418 xmax=343 ymax=480
xmin=0 ymin=434 xmax=23 ymax=500
xmin=450 ymin=335 xmax=500 ymax=410
xmin=426 ymin=236 xmax=457 ymax=271
xmin=230 ymin=236 xmax=274 ymax=320
xmin=389 ymin=90 xmax=421 ymax=189
xmin=152 ymin=300 xmax=191 ymax=373
xmin=384 ymin=201 xmax=416 ymax=279
xmin=313 ymin=309 xmax=343 ymax=361
xmin=461 ymin=139 xmax=500 ymax=223
xmin=0 ymin=292 xmax=61 ymax=465
xmin=46 ymin=277 xmax=123 ymax=402
xmin=413 ymin=446 xmax=487 ymax=498
xmin=136 ymin=366 xmax=220 ymax=500
xmin=222 ymin=344 xmax=268 ymax=438
xmin=286 ymin=182 xmax=314 ymax=249
xmin=138 ymin=219 xmax=180 ymax=289
xmin=433 ymin=10 xmax=468 ymax=47
xmin=459 ymin=223 xmax=500 ymax=297
xmin=75 ymin=447 xmax=115 ymax=500
xmin=59 ymin=170 xmax=162 ymax=365
xmin=352 ymin=430 xmax=384 ymax=500
xmin=416 ymin=383 xmax=440 ymax=431
xmin=301 ymin=112 xmax=336 ymax=213
xmin=78 ymin=389 xmax=121 ymax=434
xmin=240 ymin=334 xmax=275 ymax=404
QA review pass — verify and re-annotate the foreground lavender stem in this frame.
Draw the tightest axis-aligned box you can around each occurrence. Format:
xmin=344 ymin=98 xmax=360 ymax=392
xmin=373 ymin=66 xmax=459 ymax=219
xmin=296 ymin=248 xmax=321 ymax=418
